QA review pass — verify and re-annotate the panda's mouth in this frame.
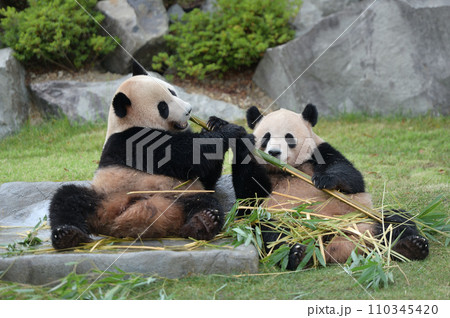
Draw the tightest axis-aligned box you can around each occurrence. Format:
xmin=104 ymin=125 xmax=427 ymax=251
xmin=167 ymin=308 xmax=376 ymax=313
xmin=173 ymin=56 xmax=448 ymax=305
xmin=172 ymin=121 xmax=189 ymax=131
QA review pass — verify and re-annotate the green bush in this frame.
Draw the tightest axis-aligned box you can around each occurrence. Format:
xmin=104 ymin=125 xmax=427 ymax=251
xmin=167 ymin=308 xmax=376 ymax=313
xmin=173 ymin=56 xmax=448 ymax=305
xmin=153 ymin=0 xmax=302 ymax=79
xmin=0 ymin=0 xmax=117 ymax=70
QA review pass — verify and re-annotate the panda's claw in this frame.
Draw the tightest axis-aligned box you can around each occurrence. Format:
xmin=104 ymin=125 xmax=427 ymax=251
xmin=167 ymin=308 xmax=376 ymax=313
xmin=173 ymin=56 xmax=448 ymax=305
xmin=392 ymin=235 xmax=429 ymax=261
xmin=286 ymin=243 xmax=307 ymax=270
xmin=180 ymin=208 xmax=222 ymax=241
xmin=207 ymin=116 xmax=229 ymax=131
xmin=51 ymin=225 xmax=92 ymax=250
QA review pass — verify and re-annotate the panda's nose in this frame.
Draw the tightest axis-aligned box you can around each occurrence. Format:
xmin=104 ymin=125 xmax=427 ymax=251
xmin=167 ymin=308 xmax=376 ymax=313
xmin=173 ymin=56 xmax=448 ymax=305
xmin=268 ymin=149 xmax=281 ymax=158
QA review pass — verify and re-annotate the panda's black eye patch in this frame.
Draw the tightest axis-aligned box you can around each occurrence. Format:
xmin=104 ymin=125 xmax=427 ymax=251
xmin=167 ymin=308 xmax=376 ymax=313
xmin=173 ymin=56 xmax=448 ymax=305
xmin=285 ymin=133 xmax=296 ymax=148
xmin=168 ymin=88 xmax=177 ymax=97
xmin=261 ymin=132 xmax=271 ymax=148
xmin=158 ymin=101 xmax=169 ymax=119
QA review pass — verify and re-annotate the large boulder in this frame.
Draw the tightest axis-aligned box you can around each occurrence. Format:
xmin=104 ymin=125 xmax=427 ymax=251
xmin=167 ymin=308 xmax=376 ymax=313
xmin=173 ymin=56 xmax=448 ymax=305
xmin=254 ymin=0 xmax=450 ymax=116
xmin=30 ymin=77 xmax=127 ymax=122
xmin=0 ymin=48 xmax=30 ymax=139
xmin=96 ymin=0 xmax=169 ymax=74
xmin=29 ymin=74 xmax=244 ymax=123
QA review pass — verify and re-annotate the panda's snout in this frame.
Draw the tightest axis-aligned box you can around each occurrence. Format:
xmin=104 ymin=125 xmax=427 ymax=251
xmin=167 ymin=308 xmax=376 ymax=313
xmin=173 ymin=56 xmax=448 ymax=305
xmin=268 ymin=149 xmax=282 ymax=158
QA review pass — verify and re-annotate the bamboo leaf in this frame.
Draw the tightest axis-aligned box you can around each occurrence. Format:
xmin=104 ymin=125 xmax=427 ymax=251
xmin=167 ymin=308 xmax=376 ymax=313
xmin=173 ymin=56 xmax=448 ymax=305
xmin=416 ymin=194 xmax=443 ymax=218
xmin=315 ymin=247 xmax=326 ymax=267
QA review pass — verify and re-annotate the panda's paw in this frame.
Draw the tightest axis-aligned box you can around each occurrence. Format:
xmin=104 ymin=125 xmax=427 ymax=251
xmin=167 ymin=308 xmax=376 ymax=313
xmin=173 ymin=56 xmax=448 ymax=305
xmin=180 ymin=209 xmax=221 ymax=241
xmin=312 ymin=172 xmax=339 ymax=190
xmin=51 ymin=225 xmax=92 ymax=250
xmin=207 ymin=116 xmax=229 ymax=131
xmin=286 ymin=243 xmax=307 ymax=270
xmin=393 ymin=235 xmax=429 ymax=261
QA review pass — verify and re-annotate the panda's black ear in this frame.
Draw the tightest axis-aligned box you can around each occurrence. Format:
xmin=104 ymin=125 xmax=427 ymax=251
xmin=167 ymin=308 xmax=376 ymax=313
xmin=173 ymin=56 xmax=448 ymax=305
xmin=112 ymin=92 xmax=131 ymax=118
xmin=247 ymin=106 xmax=263 ymax=129
xmin=302 ymin=104 xmax=318 ymax=127
xmin=132 ymin=61 xmax=148 ymax=76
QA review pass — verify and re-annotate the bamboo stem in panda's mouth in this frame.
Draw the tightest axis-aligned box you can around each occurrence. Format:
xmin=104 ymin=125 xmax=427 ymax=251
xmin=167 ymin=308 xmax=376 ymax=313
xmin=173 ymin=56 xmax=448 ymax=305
xmin=189 ymin=115 xmax=383 ymax=222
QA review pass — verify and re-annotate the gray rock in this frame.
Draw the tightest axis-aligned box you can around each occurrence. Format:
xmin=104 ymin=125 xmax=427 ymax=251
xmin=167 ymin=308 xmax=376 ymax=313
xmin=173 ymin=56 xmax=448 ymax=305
xmin=29 ymin=74 xmax=244 ymax=123
xmin=0 ymin=48 xmax=30 ymax=139
xmin=30 ymin=77 xmax=127 ymax=122
xmin=292 ymin=0 xmax=363 ymax=37
xmin=167 ymin=4 xmax=185 ymax=23
xmin=0 ymin=177 xmax=257 ymax=284
xmin=175 ymin=87 xmax=245 ymax=122
xmin=214 ymin=174 xmax=236 ymax=213
xmin=202 ymin=0 xmax=217 ymax=13
xmin=96 ymin=0 xmax=168 ymax=74
xmin=0 ymin=181 xmax=90 ymax=228
xmin=254 ymin=0 xmax=450 ymax=116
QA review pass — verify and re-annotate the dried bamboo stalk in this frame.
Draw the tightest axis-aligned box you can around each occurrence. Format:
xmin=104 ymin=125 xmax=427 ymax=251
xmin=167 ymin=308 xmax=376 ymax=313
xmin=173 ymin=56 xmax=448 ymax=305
xmin=127 ymin=190 xmax=214 ymax=195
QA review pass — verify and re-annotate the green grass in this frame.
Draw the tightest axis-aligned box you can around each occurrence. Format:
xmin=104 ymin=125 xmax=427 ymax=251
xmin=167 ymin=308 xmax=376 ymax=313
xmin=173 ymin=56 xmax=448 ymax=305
xmin=0 ymin=118 xmax=106 ymax=183
xmin=0 ymin=115 xmax=448 ymax=299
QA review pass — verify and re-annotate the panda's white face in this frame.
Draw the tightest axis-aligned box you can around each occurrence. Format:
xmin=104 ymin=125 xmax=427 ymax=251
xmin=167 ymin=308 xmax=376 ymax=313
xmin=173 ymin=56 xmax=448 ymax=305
xmin=252 ymin=109 xmax=322 ymax=168
xmin=106 ymin=75 xmax=192 ymax=140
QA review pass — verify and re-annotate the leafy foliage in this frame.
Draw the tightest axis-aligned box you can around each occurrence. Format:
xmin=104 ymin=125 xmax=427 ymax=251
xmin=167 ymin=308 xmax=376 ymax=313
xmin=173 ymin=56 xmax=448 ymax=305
xmin=153 ymin=0 xmax=302 ymax=79
xmin=224 ymin=195 xmax=447 ymax=287
xmin=0 ymin=0 xmax=117 ymax=70
xmin=48 ymin=267 xmax=158 ymax=300
xmin=3 ymin=216 xmax=47 ymax=256
xmin=413 ymin=195 xmax=449 ymax=246
xmin=344 ymin=251 xmax=394 ymax=290
xmin=223 ymin=200 xmax=328 ymax=271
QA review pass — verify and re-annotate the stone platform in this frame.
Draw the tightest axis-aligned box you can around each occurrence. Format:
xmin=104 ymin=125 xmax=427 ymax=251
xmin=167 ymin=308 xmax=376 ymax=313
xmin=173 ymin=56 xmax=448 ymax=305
xmin=0 ymin=178 xmax=259 ymax=285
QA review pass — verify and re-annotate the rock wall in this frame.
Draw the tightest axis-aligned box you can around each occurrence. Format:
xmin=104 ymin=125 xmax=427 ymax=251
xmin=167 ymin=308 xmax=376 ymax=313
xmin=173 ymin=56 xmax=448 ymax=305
xmin=254 ymin=0 xmax=450 ymax=115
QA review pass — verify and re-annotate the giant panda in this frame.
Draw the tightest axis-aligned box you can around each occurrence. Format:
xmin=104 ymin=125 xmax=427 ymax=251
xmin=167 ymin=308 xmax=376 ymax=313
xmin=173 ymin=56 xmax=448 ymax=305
xmin=49 ymin=63 xmax=246 ymax=249
xmin=231 ymin=104 xmax=429 ymax=269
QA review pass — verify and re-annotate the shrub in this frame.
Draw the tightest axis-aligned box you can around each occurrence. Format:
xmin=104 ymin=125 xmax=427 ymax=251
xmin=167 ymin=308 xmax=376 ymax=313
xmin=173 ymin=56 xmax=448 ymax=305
xmin=153 ymin=0 xmax=302 ymax=79
xmin=0 ymin=0 xmax=117 ymax=70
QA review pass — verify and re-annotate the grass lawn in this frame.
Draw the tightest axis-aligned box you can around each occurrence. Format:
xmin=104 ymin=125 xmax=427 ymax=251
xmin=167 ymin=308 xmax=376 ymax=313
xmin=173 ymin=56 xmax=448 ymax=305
xmin=0 ymin=115 xmax=448 ymax=300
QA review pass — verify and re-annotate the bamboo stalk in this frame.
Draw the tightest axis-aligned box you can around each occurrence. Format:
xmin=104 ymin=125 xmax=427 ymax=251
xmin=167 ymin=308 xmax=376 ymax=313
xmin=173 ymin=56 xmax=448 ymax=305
xmin=189 ymin=115 xmax=382 ymax=222
xmin=127 ymin=190 xmax=214 ymax=195
xmin=237 ymin=205 xmax=343 ymax=220
xmin=271 ymin=191 xmax=315 ymax=204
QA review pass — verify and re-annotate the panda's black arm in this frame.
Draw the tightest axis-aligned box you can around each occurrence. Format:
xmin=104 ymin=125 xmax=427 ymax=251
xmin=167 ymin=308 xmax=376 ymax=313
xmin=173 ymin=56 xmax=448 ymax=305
xmin=231 ymin=134 xmax=273 ymax=213
xmin=310 ymin=142 xmax=365 ymax=193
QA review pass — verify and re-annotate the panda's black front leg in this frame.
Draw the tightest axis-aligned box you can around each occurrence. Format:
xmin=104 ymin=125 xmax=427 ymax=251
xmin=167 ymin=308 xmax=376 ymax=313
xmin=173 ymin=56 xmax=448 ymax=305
xmin=311 ymin=142 xmax=365 ymax=194
xmin=49 ymin=184 xmax=100 ymax=249
xmin=380 ymin=210 xmax=429 ymax=261
xmin=260 ymin=224 xmax=307 ymax=270
xmin=231 ymin=133 xmax=272 ymax=212
xmin=178 ymin=194 xmax=225 ymax=240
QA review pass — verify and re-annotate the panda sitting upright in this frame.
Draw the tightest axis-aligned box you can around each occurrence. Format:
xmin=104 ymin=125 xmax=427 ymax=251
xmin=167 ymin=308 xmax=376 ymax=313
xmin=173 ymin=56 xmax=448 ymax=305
xmin=231 ymin=104 xmax=429 ymax=269
xmin=49 ymin=63 xmax=246 ymax=249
